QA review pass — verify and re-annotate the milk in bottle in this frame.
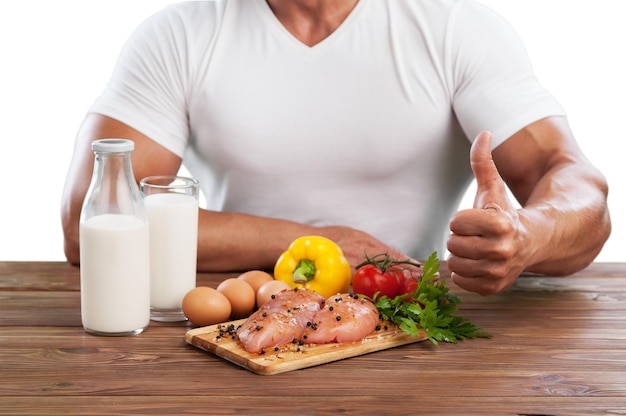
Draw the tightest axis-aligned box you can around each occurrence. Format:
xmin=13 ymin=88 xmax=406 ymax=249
xmin=79 ymin=139 xmax=150 ymax=336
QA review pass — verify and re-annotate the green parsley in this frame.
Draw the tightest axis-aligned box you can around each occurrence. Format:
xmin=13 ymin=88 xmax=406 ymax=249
xmin=369 ymin=252 xmax=489 ymax=346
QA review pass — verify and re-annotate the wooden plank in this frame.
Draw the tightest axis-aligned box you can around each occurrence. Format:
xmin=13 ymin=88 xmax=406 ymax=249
xmin=3 ymin=261 xmax=626 ymax=292
xmin=185 ymin=319 xmax=428 ymax=375
xmin=1 ymin=395 xmax=625 ymax=415
xmin=3 ymin=350 xmax=626 ymax=398
xmin=2 ymin=325 xmax=626 ymax=397
xmin=0 ymin=291 xmax=81 ymax=327
xmin=0 ymin=262 xmax=80 ymax=291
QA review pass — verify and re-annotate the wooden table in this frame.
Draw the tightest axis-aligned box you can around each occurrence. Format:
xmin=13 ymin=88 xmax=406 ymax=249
xmin=1 ymin=262 xmax=626 ymax=415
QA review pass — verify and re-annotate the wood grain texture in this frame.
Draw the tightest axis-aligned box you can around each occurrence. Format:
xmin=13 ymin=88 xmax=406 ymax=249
xmin=1 ymin=396 xmax=625 ymax=416
xmin=2 ymin=262 xmax=626 ymax=415
xmin=3 ymin=395 xmax=626 ymax=416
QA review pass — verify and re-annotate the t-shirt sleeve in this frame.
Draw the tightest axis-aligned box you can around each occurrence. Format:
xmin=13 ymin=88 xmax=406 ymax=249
xmin=447 ymin=1 xmax=566 ymax=148
xmin=88 ymin=5 xmax=198 ymax=158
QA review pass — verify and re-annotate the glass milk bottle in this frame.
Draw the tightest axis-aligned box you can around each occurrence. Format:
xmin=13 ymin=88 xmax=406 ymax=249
xmin=79 ymin=139 xmax=150 ymax=336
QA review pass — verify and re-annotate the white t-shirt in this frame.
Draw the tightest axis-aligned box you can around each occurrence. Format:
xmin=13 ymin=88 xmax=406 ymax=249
xmin=89 ymin=0 xmax=565 ymax=260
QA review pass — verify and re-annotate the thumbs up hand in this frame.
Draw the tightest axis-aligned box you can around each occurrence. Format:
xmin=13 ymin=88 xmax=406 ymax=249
xmin=447 ymin=131 xmax=528 ymax=295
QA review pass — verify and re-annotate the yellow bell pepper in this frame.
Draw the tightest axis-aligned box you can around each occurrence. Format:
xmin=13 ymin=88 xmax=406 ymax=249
xmin=274 ymin=236 xmax=352 ymax=298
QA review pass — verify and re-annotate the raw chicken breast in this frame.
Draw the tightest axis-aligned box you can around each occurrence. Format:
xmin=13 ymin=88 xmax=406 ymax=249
xmin=237 ymin=288 xmax=325 ymax=353
xmin=301 ymin=294 xmax=379 ymax=344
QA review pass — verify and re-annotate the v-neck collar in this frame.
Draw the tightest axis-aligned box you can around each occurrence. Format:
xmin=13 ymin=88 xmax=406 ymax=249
xmin=255 ymin=0 xmax=365 ymax=56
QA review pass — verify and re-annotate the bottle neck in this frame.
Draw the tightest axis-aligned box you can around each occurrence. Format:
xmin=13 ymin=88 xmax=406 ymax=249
xmin=94 ymin=152 xmax=135 ymax=188
xmin=82 ymin=150 xmax=144 ymax=220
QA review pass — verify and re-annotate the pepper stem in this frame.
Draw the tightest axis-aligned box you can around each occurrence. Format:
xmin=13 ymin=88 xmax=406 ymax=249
xmin=293 ymin=259 xmax=316 ymax=284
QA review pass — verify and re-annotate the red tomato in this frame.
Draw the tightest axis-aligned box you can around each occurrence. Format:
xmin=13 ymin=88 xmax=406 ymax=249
xmin=401 ymin=275 xmax=419 ymax=296
xmin=352 ymin=264 xmax=403 ymax=299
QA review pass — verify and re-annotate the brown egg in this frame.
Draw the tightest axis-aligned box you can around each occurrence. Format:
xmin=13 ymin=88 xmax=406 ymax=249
xmin=217 ymin=278 xmax=256 ymax=319
xmin=255 ymin=280 xmax=291 ymax=307
xmin=237 ymin=270 xmax=274 ymax=293
xmin=182 ymin=287 xmax=231 ymax=327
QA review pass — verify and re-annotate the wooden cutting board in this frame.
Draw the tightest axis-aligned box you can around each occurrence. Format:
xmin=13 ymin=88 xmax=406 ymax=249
xmin=185 ymin=319 xmax=428 ymax=375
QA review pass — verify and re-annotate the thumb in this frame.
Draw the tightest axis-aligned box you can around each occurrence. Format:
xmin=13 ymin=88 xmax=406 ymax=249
xmin=470 ymin=131 xmax=508 ymax=210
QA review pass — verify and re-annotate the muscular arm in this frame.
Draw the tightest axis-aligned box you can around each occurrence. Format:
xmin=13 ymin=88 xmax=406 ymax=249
xmin=61 ymin=114 xmax=182 ymax=265
xmin=447 ymin=116 xmax=611 ymax=294
xmin=61 ymin=114 xmax=401 ymax=272
xmin=497 ymin=116 xmax=610 ymax=274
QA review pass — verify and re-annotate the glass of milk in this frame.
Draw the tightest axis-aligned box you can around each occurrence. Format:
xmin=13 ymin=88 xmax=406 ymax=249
xmin=140 ymin=175 xmax=199 ymax=322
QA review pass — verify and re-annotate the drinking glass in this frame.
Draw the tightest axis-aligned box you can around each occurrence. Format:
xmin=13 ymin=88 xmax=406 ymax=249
xmin=140 ymin=175 xmax=199 ymax=322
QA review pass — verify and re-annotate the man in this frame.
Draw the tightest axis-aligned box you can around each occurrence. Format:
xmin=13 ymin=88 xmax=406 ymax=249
xmin=61 ymin=0 xmax=611 ymax=295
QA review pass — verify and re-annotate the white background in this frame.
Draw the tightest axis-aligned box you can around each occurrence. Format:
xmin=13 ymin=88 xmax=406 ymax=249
xmin=0 ymin=1 xmax=624 ymax=262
